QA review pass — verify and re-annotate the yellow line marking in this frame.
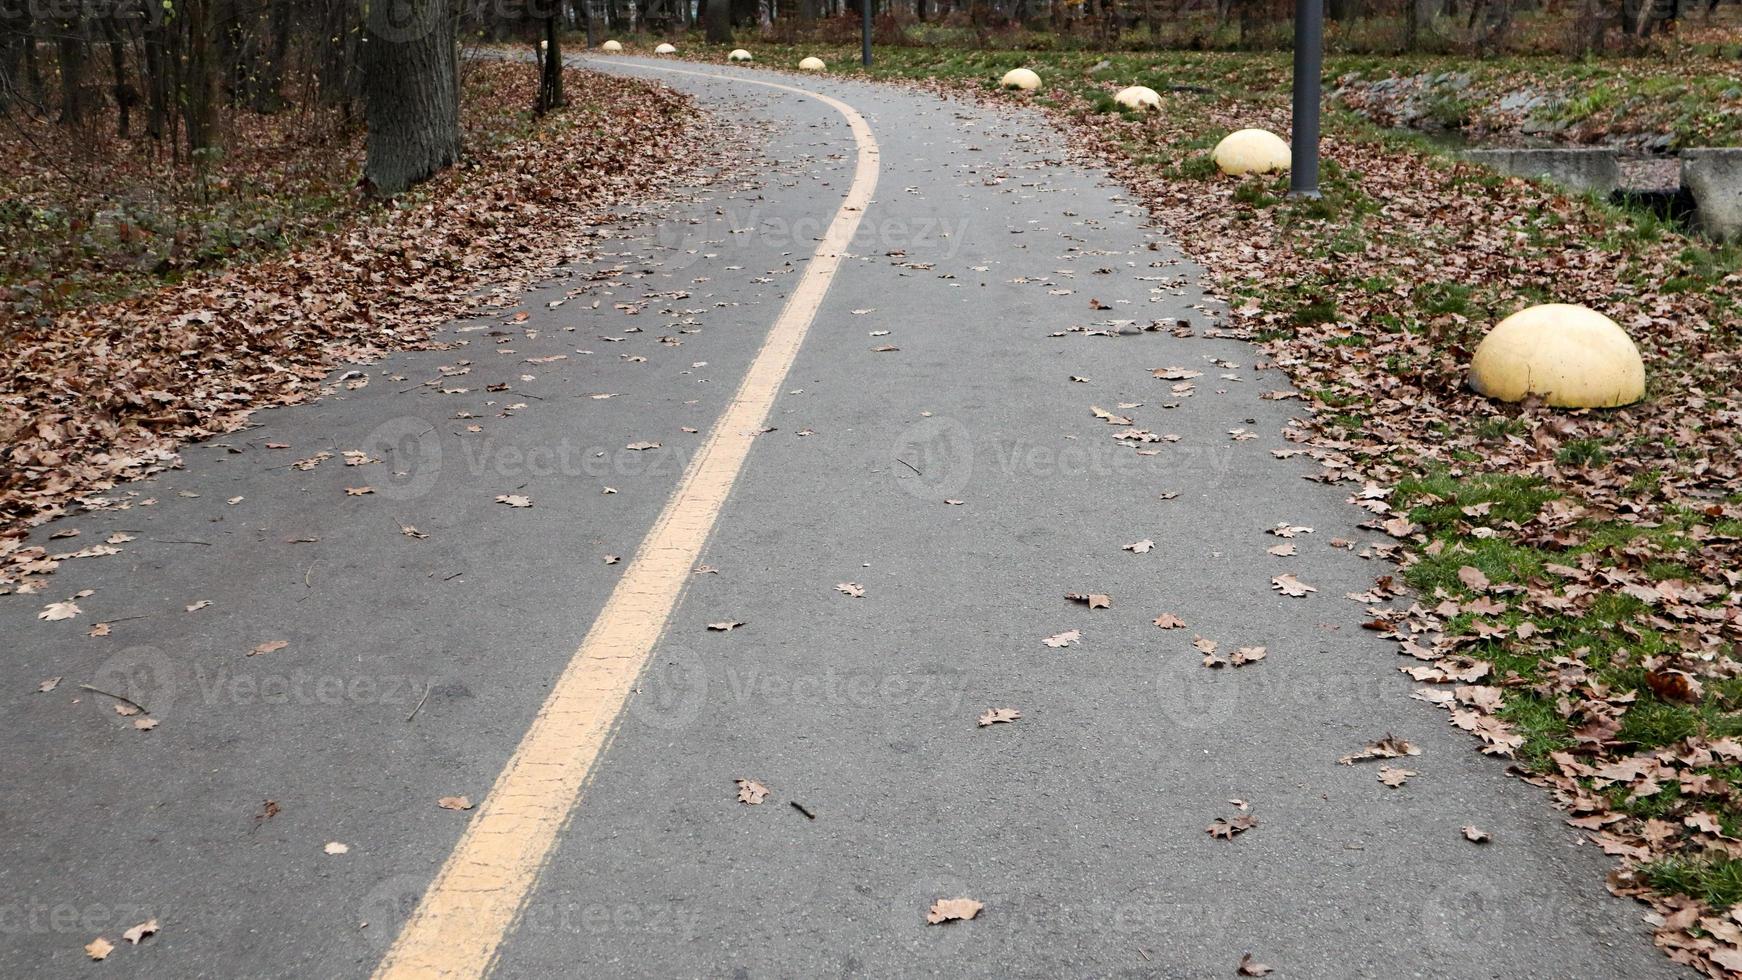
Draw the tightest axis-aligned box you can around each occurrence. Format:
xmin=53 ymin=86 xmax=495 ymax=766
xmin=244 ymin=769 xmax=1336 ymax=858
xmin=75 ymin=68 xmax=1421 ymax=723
xmin=372 ymin=64 xmax=880 ymax=980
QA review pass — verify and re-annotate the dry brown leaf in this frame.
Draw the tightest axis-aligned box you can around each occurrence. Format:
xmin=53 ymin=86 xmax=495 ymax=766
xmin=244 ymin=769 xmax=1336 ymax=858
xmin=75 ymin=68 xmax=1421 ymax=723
xmin=1065 ymin=592 xmax=1112 ymax=609
xmin=978 ymin=707 xmax=1021 ymax=727
xmin=85 ymin=937 xmax=114 ymax=961
xmin=1153 ymin=613 xmax=1186 ymax=629
xmin=495 ymin=494 xmax=532 ymax=508
xmin=249 ymin=640 xmax=289 ymax=657
xmin=1378 ymin=766 xmax=1417 ymax=788
xmin=1238 ymin=953 xmax=1274 ymax=977
xmin=438 ymin=796 xmax=474 ymax=811
xmin=735 ymin=779 xmax=769 ymax=805
xmin=1270 ymin=573 xmax=1315 ymax=597
xmin=707 ymin=620 xmax=744 ymax=632
xmin=925 ymin=897 xmax=983 ymax=924
xmin=1042 ymin=629 xmax=1081 ymax=648
xmin=836 ymin=582 xmax=865 ymax=598
xmin=122 ymin=919 xmax=158 ymax=945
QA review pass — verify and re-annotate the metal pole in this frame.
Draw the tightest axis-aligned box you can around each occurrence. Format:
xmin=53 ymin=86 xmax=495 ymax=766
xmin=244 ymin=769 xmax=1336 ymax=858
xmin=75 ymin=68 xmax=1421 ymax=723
xmin=1290 ymin=0 xmax=1323 ymax=198
xmin=862 ymin=0 xmax=872 ymax=66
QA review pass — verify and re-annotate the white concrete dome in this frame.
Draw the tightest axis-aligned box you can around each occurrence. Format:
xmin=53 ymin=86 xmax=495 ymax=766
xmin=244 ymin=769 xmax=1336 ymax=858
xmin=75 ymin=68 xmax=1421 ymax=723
xmin=1114 ymin=85 xmax=1161 ymax=112
xmin=1000 ymin=68 xmax=1041 ymax=91
xmin=601 ymin=39 xmax=623 ymax=52
xmin=654 ymin=42 xmax=677 ymax=55
xmin=1212 ymin=128 xmax=1291 ymax=175
xmin=799 ymin=56 xmax=826 ymax=71
xmin=728 ymin=49 xmax=753 ymax=62
xmin=1469 ymin=304 xmax=1645 ymax=408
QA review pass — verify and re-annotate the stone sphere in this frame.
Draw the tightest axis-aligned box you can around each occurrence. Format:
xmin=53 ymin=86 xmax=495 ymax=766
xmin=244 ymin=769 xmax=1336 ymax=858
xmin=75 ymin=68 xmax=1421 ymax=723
xmin=728 ymin=49 xmax=753 ymax=62
xmin=1469 ymin=304 xmax=1645 ymax=408
xmin=1114 ymin=85 xmax=1161 ymax=112
xmin=1212 ymin=128 xmax=1291 ymax=175
xmin=601 ymin=40 xmax=623 ymax=52
xmin=654 ymin=42 xmax=677 ymax=55
xmin=1000 ymin=68 xmax=1041 ymax=91
xmin=799 ymin=56 xmax=826 ymax=71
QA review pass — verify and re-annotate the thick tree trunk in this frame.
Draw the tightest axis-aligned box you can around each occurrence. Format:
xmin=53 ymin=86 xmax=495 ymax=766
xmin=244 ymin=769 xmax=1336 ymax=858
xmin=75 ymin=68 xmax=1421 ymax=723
xmin=55 ymin=18 xmax=85 ymax=125
xmin=362 ymin=0 xmax=460 ymax=196
xmin=704 ymin=0 xmax=732 ymax=42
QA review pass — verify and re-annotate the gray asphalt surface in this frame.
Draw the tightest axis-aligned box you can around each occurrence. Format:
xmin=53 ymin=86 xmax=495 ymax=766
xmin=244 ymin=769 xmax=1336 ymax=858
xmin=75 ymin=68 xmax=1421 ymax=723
xmin=0 ymin=55 xmax=1682 ymax=979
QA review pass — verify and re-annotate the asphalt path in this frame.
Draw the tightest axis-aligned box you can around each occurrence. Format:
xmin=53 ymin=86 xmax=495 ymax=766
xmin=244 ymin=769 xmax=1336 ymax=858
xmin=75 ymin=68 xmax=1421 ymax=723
xmin=0 ymin=55 xmax=1684 ymax=979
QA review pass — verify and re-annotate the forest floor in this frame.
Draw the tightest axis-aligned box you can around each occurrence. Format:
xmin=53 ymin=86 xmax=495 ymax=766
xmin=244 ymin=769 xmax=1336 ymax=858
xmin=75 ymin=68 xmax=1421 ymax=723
xmin=0 ymin=62 xmax=731 ymax=533
xmin=646 ymin=39 xmax=1742 ymax=974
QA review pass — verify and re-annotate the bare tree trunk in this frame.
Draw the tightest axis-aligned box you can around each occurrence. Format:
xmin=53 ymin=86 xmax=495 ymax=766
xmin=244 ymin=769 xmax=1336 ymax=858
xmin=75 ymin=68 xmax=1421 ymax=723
xmin=362 ymin=0 xmax=459 ymax=196
xmin=537 ymin=13 xmax=563 ymax=114
xmin=253 ymin=0 xmax=294 ymax=112
xmin=55 ymin=14 xmax=86 ymax=125
xmin=103 ymin=13 xmax=134 ymax=136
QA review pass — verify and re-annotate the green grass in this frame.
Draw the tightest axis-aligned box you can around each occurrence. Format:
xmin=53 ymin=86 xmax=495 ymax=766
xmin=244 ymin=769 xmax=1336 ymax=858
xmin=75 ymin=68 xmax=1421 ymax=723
xmin=1644 ymin=854 xmax=1742 ymax=910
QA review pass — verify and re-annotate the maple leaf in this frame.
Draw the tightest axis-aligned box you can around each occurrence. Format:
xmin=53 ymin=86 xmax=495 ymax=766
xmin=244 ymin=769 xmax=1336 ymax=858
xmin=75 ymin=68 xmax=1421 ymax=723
xmin=925 ymin=897 xmax=983 ymax=924
xmin=85 ymin=937 xmax=114 ymax=961
xmin=735 ymin=779 xmax=769 ymax=804
xmin=1153 ymin=613 xmax=1186 ymax=629
xmin=978 ymin=707 xmax=1021 ymax=727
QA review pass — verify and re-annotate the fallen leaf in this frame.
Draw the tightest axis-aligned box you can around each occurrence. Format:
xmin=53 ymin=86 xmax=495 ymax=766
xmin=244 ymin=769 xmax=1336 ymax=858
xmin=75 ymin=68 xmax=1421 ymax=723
xmin=1237 ymin=953 xmax=1273 ymax=977
xmin=344 ymin=486 xmax=374 ymax=496
xmin=1271 ymin=573 xmax=1316 ymax=597
xmin=978 ymin=707 xmax=1021 ymax=727
xmin=185 ymin=600 xmax=212 ymax=612
xmin=85 ymin=937 xmax=114 ymax=961
xmin=925 ymin=897 xmax=983 ymax=924
xmin=735 ymin=778 xmax=769 ymax=804
xmin=324 ymin=842 xmax=349 ymax=855
xmin=249 ymin=640 xmax=289 ymax=657
xmin=1207 ymin=814 xmax=1258 ymax=839
xmin=1042 ymin=629 xmax=1081 ymax=648
xmin=122 ymin=919 xmax=158 ymax=945
xmin=1065 ymin=592 xmax=1112 ymax=609
xmin=1232 ymin=646 xmax=1267 ymax=666
xmin=1462 ymin=825 xmax=1491 ymax=843
xmin=437 ymin=796 xmax=474 ymax=811
xmin=88 ymin=623 xmax=111 ymax=637
xmin=495 ymin=494 xmax=533 ymax=508
xmin=1378 ymin=766 xmax=1418 ymax=788
xmin=1124 ymin=539 xmax=1154 ymax=554
xmin=38 ymin=601 xmax=80 ymax=621
xmin=707 ymin=620 xmax=744 ymax=632
xmin=835 ymin=582 xmax=865 ymax=598
xmin=1340 ymin=735 xmax=1421 ymax=765
xmin=1267 ymin=543 xmax=1296 ymax=557
xmin=133 ymin=717 xmax=158 ymax=731
xmin=1457 ymin=565 xmax=1491 ymax=591
xmin=38 ymin=677 xmax=61 ymax=693
xmin=1153 ymin=614 xmax=1186 ymax=629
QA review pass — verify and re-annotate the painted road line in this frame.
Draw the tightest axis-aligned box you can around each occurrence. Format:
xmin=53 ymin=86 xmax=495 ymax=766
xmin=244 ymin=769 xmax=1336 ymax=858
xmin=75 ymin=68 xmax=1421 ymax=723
xmin=372 ymin=67 xmax=880 ymax=979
